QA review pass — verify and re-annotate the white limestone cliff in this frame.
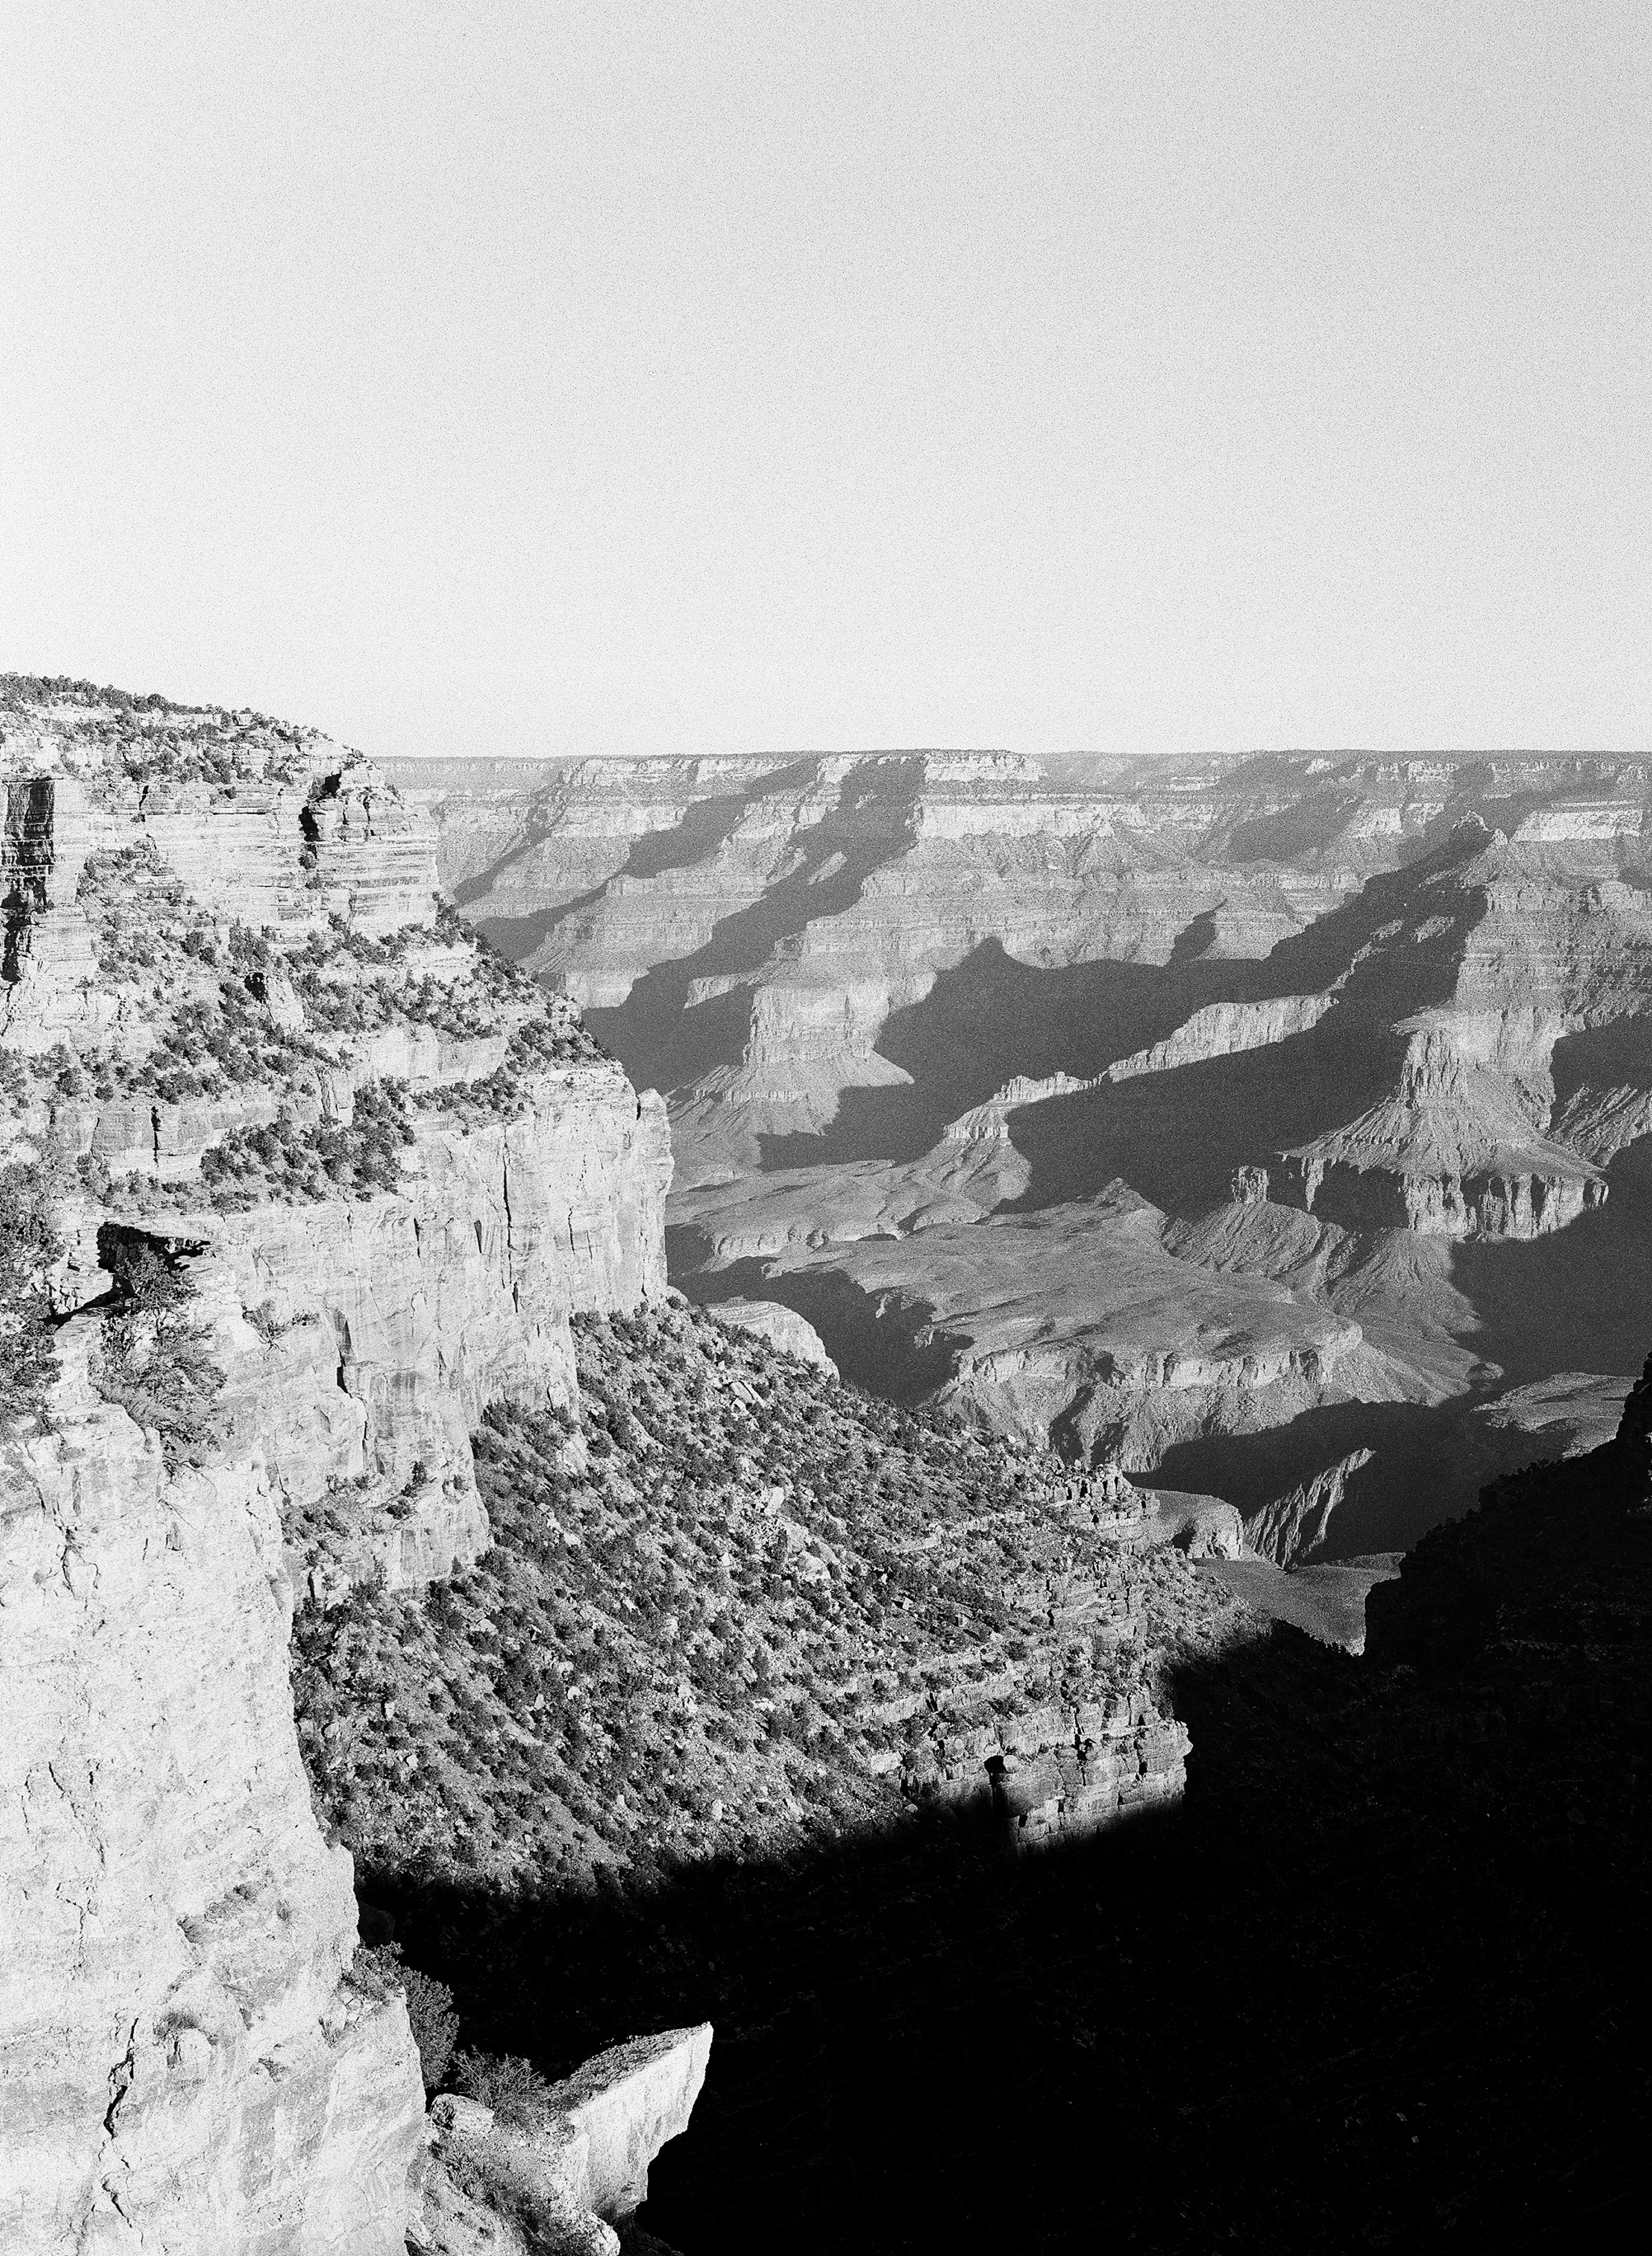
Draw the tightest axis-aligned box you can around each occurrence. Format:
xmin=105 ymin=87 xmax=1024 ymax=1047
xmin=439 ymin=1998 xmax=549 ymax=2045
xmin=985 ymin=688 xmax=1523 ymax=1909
xmin=0 ymin=1393 xmax=426 ymax=2253
xmin=0 ymin=685 xmax=681 ymax=2250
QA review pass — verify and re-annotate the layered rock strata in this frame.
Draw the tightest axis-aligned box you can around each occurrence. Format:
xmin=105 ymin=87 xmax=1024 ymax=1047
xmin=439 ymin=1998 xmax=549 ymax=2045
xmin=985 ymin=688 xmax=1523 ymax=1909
xmin=405 ymin=746 xmax=1652 ymax=1557
xmin=683 ymin=1175 xmax=1398 ymax=1467
xmin=1242 ymin=1447 xmax=1376 ymax=1567
xmin=2 ymin=688 xmax=670 ymax=1554
xmin=708 ymin=1296 xmax=838 ymax=1373
xmin=986 ymin=1698 xmax=1189 ymax=1850
xmin=0 ymin=682 xmax=678 ymax=2250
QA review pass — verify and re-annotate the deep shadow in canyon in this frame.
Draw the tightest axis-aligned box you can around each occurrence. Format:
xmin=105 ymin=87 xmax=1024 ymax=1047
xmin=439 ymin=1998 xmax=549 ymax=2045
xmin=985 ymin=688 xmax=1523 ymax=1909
xmin=372 ymin=1448 xmax=1652 ymax=2255
xmin=1450 ymin=1136 xmax=1652 ymax=1386
xmin=757 ymin=830 xmax=1484 ymax=1178
xmin=673 ymin=1245 xmax=971 ymax=1404
xmin=759 ymin=939 xmax=1269 ymax=1171
xmin=659 ymin=824 xmax=1652 ymax=1561
xmin=685 ymin=1004 xmax=1652 ymax=1562
xmin=583 ymin=763 xmax=934 ymax=1096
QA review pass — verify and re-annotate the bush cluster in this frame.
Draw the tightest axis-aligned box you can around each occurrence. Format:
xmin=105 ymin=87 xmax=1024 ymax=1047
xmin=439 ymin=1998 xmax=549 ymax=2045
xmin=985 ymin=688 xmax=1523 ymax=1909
xmin=2 ymin=676 xmax=311 ymax=795
xmin=91 ymin=1233 xmax=225 ymax=1466
xmin=449 ymin=2048 xmax=554 ymax=2125
xmin=0 ymin=1160 xmax=62 ymax=1424
xmin=200 ymin=1082 xmax=416 ymax=1207
xmin=355 ymin=1942 xmax=460 ymax=2092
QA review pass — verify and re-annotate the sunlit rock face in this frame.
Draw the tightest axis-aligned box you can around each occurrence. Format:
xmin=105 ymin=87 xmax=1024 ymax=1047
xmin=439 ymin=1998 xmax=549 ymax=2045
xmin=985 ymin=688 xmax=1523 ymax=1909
xmin=409 ymin=2025 xmax=713 ymax=2253
xmin=3 ymin=685 xmax=671 ymax=1554
xmin=1275 ymin=1022 xmax=1609 ymax=1241
xmin=1 ymin=680 xmax=676 ymax=2249
xmin=0 ymin=1400 xmax=426 ymax=2254
xmin=708 ymin=1295 xmax=838 ymax=1373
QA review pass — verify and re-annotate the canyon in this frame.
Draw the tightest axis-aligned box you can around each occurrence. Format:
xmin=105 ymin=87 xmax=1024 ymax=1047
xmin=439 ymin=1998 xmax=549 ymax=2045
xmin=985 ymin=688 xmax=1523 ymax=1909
xmin=5 ymin=677 xmax=1649 ymax=2253
xmin=1 ymin=681 xmax=1227 ymax=2248
xmin=404 ymin=746 xmax=1652 ymax=1561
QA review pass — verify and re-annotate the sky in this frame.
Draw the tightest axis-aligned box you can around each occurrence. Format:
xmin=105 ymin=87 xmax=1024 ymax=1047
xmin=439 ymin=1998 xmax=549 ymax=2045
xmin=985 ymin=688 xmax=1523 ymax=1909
xmin=2 ymin=1 xmax=1648 ymax=761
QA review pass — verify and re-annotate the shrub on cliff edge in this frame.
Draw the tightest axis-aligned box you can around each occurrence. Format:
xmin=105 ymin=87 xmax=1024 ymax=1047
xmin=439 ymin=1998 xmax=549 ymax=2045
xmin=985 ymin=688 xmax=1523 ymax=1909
xmin=357 ymin=1941 xmax=460 ymax=2093
xmin=92 ymin=1231 xmax=225 ymax=1467
xmin=450 ymin=2047 xmax=555 ymax=2127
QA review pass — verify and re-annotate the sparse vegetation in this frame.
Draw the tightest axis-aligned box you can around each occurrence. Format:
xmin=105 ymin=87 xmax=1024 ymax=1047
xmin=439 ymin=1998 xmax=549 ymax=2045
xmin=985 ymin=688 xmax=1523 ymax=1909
xmin=291 ymin=1305 xmax=1236 ymax=1890
xmin=0 ymin=1160 xmax=62 ymax=1424
xmin=449 ymin=2047 xmax=554 ymax=2125
xmin=1 ymin=673 xmax=308 ymax=791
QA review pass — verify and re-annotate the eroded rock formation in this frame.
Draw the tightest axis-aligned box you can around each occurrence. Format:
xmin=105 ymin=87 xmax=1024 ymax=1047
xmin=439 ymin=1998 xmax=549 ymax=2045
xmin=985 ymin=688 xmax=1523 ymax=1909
xmin=406 ymin=747 xmax=1652 ymax=1554
xmin=407 ymin=2027 xmax=712 ymax=2256
xmin=1242 ymin=1448 xmax=1375 ymax=1567
xmin=0 ymin=682 xmax=681 ymax=2250
xmin=708 ymin=1296 xmax=838 ymax=1373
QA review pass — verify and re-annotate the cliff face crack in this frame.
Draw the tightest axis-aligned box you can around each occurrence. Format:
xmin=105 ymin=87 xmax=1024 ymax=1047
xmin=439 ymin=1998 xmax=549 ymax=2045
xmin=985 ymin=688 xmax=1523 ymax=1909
xmin=102 ymin=2020 xmax=138 ymax=2140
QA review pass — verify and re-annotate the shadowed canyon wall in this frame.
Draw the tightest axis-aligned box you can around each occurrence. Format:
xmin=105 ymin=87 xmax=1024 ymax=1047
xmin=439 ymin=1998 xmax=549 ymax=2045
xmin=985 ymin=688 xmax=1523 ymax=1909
xmin=406 ymin=748 xmax=1652 ymax=1556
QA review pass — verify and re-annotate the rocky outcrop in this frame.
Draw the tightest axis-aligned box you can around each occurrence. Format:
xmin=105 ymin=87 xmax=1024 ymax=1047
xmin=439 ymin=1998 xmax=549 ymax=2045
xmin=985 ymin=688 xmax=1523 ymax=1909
xmin=1 ymin=682 xmax=682 ymax=2250
xmin=215 ymin=1073 xmax=667 ymax=1518
xmin=1107 ymin=993 xmax=1333 ymax=1083
xmin=1242 ymin=1448 xmax=1375 ymax=1567
xmin=540 ymin=2025 xmax=712 ymax=2221
xmin=407 ymin=2028 xmax=710 ymax=2256
xmin=984 ymin=1696 xmax=1190 ymax=1850
xmin=1141 ymin=1488 xmax=1245 ymax=1559
xmin=1277 ymin=1021 xmax=1607 ymax=1241
xmin=3 ymin=690 xmax=673 ymax=1562
xmin=709 ymin=1296 xmax=838 ymax=1373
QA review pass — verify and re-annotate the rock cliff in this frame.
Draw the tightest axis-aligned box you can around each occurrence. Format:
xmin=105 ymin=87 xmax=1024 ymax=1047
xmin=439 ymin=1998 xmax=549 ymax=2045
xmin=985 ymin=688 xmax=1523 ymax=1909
xmin=0 ymin=1395 xmax=427 ymax=2254
xmin=0 ymin=680 xmax=675 ymax=2251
